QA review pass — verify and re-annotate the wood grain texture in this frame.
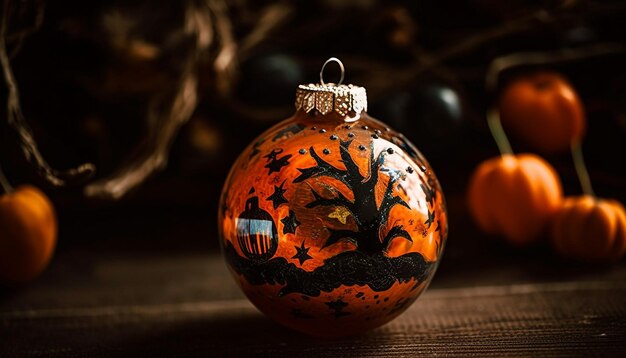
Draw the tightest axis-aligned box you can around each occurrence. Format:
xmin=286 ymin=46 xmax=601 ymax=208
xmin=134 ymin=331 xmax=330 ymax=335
xmin=1 ymin=248 xmax=625 ymax=357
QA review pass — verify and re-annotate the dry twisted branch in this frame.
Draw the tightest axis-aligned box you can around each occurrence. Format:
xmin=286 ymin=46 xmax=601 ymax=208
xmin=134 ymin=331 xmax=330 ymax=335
xmin=0 ymin=0 xmax=95 ymax=187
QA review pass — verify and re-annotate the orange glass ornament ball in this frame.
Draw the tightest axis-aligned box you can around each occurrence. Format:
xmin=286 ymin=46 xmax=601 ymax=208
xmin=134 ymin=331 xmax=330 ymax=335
xmin=219 ymin=60 xmax=447 ymax=337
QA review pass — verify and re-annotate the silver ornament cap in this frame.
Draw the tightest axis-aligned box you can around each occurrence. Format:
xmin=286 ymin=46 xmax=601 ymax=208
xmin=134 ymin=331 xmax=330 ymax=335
xmin=294 ymin=58 xmax=367 ymax=118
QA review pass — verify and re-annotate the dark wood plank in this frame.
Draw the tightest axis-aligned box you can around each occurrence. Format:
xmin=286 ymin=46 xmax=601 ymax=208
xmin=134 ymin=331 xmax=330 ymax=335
xmin=2 ymin=279 xmax=625 ymax=357
xmin=1 ymin=250 xmax=625 ymax=357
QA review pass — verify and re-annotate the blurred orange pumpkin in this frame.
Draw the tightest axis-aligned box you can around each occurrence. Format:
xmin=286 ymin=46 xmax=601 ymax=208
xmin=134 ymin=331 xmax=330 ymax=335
xmin=0 ymin=185 xmax=57 ymax=283
xmin=499 ymin=72 xmax=585 ymax=154
xmin=468 ymin=154 xmax=563 ymax=246
xmin=550 ymin=196 xmax=626 ymax=262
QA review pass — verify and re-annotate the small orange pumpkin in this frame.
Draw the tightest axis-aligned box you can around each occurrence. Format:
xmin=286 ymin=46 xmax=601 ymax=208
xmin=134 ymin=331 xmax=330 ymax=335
xmin=499 ymin=72 xmax=586 ymax=154
xmin=550 ymin=195 xmax=626 ymax=262
xmin=0 ymin=185 xmax=57 ymax=283
xmin=468 ymin=153 xmax=563 ymax=246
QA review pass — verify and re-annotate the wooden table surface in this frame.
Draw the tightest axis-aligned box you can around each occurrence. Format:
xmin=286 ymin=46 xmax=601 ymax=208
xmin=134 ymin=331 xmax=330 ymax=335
xmin=1 ymin=204 xmax=625 ymax=357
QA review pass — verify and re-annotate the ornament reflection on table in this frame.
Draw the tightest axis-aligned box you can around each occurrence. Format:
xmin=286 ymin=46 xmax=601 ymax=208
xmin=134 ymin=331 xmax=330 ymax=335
xmin=218 ymin=58 xmax=447 ymax=337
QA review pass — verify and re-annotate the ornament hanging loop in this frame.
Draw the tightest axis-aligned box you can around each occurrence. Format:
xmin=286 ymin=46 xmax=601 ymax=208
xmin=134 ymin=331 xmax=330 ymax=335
xmin=296 ymin=57 xmax=366 ymax=118
xmin=320 ymin=57 xmax=345 ymax=85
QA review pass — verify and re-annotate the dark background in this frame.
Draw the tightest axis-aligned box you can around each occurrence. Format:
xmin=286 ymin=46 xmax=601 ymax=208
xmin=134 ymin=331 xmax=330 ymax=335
xmin=1 ymin=0 xmax=625 ymax=355
xmin=5 ymin=0 xmax=623 ymax=257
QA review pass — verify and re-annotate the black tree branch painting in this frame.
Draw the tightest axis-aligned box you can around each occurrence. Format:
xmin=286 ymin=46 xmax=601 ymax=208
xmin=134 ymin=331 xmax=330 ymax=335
xmin=294 ymin=139 xmax=411 ymax=254
xmin=227 ymin=138 xmax=433 ymax=298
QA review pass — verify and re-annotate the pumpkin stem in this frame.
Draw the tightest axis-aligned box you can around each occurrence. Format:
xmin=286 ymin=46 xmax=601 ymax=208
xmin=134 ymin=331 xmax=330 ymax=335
xmin=487 ymin=108 xmax=514 ymax=156
xmin=571 ymin=141 xmax=595 ymax=197
xmin=0 ymin=162 xmax=14 ymax=194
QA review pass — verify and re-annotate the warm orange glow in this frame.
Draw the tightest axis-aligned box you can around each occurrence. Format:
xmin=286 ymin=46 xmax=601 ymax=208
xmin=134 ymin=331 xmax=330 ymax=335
xmin=468 ymin=153 xmax=563 ymax=246
xmin=551 ymin=195 xmax=626 ymax=262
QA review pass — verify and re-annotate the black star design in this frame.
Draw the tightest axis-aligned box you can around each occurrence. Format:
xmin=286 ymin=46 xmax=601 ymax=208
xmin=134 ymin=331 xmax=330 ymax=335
xmin=266 ymin=180 xmax=288 ymax=209
xmin=263 ymin=148 xmax=292 ymax=175
xmin=435 ymin=219 xmax=445 ymax=240
xmin=263 ymin=148 xmax=280 ymax=161
xmin=424 ymin=209 xmax=435 ymax=228
xmin=420 ymin=183 xmax=436 ymax=206
xmin=272 ymin=124 xmax=306 ymax=141
xmin=292 ymin=240 xmax=312 ymax=266
xmin=325 ymin=299 xmax=350 ymax=318
xmin=281 ymin=210 xmax=301 ymax=235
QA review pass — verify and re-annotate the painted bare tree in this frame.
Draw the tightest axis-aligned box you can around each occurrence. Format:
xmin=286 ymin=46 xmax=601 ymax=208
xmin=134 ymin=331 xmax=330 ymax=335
xmin=293 ymin=139 xmax=412 ymax=255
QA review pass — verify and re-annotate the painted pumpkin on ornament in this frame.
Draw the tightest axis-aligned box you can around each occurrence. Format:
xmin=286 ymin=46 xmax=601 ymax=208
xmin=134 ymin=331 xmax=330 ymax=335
xmin=218 ymin=59 xmax=447 ymax=337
